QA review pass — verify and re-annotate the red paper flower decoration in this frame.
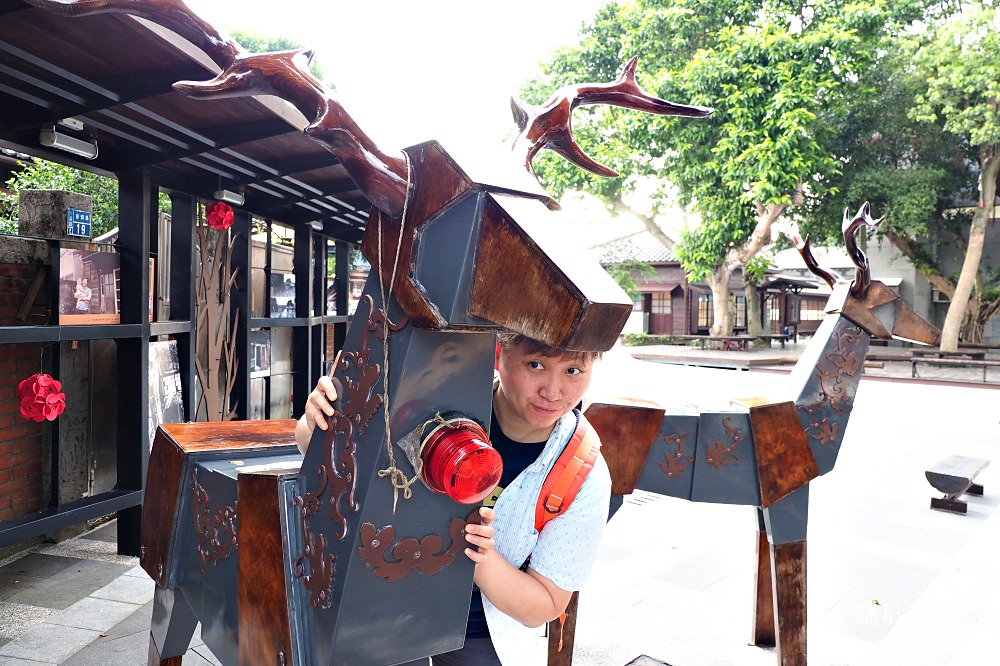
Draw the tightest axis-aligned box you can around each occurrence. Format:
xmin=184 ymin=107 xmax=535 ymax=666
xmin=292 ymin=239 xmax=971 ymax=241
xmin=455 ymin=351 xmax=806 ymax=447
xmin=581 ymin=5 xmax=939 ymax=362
xmin=18 ymin=373 xmax=66 ymax=422
xmin=206 ymin=201 xmax=235 ymax=230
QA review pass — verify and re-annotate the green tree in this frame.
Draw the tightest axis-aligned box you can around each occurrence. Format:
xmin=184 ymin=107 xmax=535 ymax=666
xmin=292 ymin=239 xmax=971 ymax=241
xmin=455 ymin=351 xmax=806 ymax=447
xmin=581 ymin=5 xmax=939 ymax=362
xmin=801 ymin=33 xmax=986 ymax=335
xmin=910 ymin=3 xmax=1000 ymax=349
xmin=528 ymin=0 xmax=926 ymax=335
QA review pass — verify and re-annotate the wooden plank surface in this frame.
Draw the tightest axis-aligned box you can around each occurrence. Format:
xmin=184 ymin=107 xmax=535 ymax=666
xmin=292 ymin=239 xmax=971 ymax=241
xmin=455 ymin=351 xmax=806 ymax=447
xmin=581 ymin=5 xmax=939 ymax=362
xmin=584 ymin=400 xmax=664 ymax=495
xmin=749 ymin=402 xmax=819 ymax=508
xmin=157 ymin=419 xmax=298 ymax=453
xmin=238 ymin=471 xmax=297 ymax=665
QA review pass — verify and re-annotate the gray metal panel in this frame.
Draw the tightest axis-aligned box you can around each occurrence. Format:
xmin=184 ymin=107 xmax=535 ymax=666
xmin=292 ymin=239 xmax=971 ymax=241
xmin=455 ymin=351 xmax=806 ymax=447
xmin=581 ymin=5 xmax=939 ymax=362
xmin=763 ymin=485 xmax=809 ymax=544
xmin=280 ymin=476 xmax=312 ymax=666
xmin=169 ymin=450 xmax=298 ymax=665
xmin=788 ymin=316 xmax=869 ymax=475
xmin=331 ymin=325 xmax=495 ymax=665
xmin=690 ymin=412 xmax=760 ymax=505
xmin=634 ymin=413 xmax=699 ymax=500
xmin=411 ymin=189 xmax=491 ymax=327
xmin=292 ymin=289 xmax=497 ymax=664
xmin=189 ymin=462 xmax=240 ymax=666
xmin=150 ymin=587 xmax=198 ymax=659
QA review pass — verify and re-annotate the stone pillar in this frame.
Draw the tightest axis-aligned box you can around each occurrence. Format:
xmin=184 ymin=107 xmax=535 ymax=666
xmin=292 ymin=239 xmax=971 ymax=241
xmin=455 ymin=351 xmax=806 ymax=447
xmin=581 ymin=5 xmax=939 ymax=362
xmin=17 ymin=189 xmax=93 ymax=240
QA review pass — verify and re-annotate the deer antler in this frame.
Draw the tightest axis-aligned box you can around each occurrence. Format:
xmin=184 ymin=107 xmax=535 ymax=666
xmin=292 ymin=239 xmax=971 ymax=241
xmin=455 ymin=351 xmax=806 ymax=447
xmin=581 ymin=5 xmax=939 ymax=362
xmin=787 ymin=231 xmax=843 ymax=289
xmin=842 ymin=202 xmax=883 ymax=300
xmin=173 ymin=49 xmax=408 ymax=217
xmin=22 ymin=0 xmax=242 ymax=69
xmin=509 ymin=56 xmax=713 ymax=177
xmin=28 ymin=0 xmax=409 ymax=217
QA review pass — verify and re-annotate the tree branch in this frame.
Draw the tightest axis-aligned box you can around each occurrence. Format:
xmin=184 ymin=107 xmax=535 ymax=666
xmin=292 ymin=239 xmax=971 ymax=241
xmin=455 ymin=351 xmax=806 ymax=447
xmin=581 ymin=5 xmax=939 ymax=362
xmin=883 ymin=228 xmax=955 ymax=298
xmin=608 ymin=197 xmax=676 ymax=250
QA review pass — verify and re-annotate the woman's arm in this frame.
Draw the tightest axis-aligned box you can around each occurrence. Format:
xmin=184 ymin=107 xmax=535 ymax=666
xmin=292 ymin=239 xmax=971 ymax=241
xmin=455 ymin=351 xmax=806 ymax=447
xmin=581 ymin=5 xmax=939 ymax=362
xmin=464 ymin=508 xmax=573 ymax=628
xmin=294 ymin=375 xmax=339 ymax=454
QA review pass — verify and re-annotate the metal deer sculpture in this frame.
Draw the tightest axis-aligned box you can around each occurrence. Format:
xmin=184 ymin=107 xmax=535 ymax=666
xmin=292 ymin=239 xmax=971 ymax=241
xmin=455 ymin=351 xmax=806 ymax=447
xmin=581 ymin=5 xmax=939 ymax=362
xmin=580 ymin=203 xmax=941 ymax=666
xmin=25 ymin=1 xmax=711 ymax=665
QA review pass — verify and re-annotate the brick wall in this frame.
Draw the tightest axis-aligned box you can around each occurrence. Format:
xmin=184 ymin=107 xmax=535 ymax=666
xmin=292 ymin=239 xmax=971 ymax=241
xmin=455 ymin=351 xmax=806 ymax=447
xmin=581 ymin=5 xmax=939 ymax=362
xmin=0 ymin=262 xmax=46 ymax=522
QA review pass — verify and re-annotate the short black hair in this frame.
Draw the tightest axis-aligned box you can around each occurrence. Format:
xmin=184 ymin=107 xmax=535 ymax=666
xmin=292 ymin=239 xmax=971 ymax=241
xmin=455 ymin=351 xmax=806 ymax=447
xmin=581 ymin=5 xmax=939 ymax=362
xmin=496 ymin=332 xmax=602 ymax=363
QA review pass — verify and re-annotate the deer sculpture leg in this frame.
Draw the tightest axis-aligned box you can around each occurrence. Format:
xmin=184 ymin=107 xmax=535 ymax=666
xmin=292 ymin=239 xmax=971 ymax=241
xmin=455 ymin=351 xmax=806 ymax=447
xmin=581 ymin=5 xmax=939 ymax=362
xmin=752 ymin=508 xmax=776 ymax=647
xmin=148 ymin=586 xmax=198 ymax=666
xmin=760 ymin=486 xmax=809 ymax=666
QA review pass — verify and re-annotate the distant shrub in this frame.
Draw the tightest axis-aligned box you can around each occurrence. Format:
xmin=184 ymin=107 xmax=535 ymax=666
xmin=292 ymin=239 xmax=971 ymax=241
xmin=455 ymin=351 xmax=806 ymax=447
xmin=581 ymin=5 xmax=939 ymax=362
xmin=621 ymin=333 xmax=690 ymax=347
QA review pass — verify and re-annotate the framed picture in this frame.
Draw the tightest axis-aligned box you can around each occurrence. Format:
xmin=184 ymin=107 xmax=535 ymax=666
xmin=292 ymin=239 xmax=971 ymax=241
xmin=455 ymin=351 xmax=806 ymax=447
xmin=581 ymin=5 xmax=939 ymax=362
xmin=58 ymin=247 xmax=121 ymax=325
xmin=148 ymin=340 xmax=185 ymax=446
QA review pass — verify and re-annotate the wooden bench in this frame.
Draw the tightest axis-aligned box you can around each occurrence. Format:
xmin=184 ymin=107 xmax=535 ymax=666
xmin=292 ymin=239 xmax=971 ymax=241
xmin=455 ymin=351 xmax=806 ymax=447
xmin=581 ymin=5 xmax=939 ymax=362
xmin=926 ymin=455 xmax=989 ymax=514
xmin=910 ymin=357 xmax=1000 ymax=382
xmin=912 ymin=348 xmax=987 ymax=361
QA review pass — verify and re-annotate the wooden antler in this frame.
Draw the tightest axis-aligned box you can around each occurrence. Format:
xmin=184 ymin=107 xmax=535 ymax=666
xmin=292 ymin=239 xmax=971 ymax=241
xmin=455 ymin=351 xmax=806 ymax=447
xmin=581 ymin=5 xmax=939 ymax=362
xmin=27 ymin=0 xmax=409 ymax=217
xmin=788 ymin=231 xmax=843 ymax=289
xmin=22 ymin=0 xmax=242 ymax=69
xmin=509 ymin=56 xmax=713 ymax=177
xmin=173 ymin=50 xmax=408 ymax=217
xmin=842 ymin=202 xmax=883 ymax=300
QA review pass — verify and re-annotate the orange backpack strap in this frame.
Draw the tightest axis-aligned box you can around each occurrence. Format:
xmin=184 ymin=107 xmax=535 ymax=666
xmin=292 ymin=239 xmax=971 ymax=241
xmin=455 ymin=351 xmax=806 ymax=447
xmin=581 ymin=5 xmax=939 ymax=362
xmin=535 ymin=413 xmax=601 ymax=533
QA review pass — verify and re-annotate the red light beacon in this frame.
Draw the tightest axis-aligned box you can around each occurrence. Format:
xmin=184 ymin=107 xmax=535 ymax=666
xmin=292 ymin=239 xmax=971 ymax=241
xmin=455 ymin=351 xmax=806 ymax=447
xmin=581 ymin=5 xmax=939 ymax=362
xmin=420 ymin=416 xmax=502 ymax=504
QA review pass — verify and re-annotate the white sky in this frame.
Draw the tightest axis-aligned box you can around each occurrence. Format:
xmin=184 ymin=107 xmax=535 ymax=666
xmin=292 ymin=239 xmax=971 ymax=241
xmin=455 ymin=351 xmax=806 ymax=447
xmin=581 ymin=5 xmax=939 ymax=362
xmin=185 ymin=0 xmax=609 ymax=154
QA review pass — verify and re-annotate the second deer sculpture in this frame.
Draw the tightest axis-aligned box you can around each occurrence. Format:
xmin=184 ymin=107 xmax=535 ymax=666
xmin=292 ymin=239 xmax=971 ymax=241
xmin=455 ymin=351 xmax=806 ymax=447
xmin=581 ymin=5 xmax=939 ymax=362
xmin=582 ymin=204 xmax=941 ymax=666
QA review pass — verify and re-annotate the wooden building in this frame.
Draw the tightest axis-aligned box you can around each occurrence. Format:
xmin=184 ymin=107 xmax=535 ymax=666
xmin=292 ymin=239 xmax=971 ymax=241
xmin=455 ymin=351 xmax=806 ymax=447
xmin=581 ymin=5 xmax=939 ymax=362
xmin=599 ymin=230 xmax=750 ymax=336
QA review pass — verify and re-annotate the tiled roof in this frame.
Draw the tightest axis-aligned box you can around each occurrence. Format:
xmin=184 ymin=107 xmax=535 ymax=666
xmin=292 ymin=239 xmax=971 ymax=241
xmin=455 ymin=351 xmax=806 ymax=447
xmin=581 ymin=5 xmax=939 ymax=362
xmin=594 ymin=230 xmax=678 ymax=264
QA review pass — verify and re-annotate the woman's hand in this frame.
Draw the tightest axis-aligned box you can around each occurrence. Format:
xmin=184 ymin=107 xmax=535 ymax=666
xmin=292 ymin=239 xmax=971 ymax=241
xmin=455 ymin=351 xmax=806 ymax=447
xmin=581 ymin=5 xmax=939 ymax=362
xmin=464 ymin=506 xmax=496 ymax=563
xmin=294 ymin=375 xmax=339 ymax=454
xmin=306 ymin=375 xmax=339 ymax=431
xmin=469 ymin=504 xmax=573 ymax=627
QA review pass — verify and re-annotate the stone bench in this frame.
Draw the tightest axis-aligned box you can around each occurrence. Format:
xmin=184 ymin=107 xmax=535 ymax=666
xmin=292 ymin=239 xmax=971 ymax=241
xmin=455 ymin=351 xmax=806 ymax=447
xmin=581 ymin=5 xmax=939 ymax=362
xmin=926 ymin=455 xmax=989 ymax=514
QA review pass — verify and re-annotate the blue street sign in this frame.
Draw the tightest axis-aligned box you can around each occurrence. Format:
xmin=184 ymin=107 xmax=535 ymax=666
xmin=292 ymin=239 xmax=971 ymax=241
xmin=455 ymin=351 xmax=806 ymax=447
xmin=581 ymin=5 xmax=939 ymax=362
xmin=66 ymin=208 xmax=91 ymax=238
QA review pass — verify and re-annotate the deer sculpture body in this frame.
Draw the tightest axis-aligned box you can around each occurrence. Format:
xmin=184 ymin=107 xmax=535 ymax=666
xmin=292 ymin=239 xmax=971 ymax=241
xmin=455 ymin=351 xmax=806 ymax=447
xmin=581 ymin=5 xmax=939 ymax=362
xmin=25 ymin=2 xmax=715 ymax=665
xmin=578 ymin=204 xmax=941 ymax=666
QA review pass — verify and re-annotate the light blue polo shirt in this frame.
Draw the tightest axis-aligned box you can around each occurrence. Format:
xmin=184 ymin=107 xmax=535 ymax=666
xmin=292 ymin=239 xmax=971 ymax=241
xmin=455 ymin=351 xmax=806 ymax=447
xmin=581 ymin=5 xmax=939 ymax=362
xmin=484 ymin=410 xmax=612 ymax=665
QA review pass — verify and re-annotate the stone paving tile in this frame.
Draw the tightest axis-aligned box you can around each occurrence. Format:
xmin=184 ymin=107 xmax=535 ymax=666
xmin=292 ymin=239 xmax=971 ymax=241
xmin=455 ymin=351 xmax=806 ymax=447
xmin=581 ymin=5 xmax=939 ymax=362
xmin=47 ymin=598 xmax=142 ymax=634
xmin=98 ymin=601 xmax=151 ymax=643
xmin=4 ymin=560 xmax=133 ymax=611
xmin=0 ymin=555 xmax=84 ymax=580
xmin=89 ymin=573 xmax=153 ymax=606
xmin=0 ymin=573 xmax=43 ymax=604
xmin=0 ymin=624 xmax=101 ymax=664
xmin=59 ymin=633 xmax=145 ymax=666
xmin=2 ymin=348 xmax=998 ymax=665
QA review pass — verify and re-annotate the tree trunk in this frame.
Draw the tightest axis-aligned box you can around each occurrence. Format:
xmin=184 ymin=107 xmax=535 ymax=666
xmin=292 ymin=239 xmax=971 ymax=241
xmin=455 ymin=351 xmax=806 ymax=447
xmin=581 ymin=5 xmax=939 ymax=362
xmin=707 ymin=268 xmax=733 ymax=336
xmin=940 ymin=145 xmax=999 ymax=351
xmin=745 ymin=281 xmax=764 ymax=336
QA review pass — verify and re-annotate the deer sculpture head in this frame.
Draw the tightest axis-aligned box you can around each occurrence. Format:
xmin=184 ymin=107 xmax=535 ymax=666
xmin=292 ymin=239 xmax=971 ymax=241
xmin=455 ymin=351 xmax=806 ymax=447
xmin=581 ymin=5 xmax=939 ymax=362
xmin=793 ymin=202 xmax=941 ymax=347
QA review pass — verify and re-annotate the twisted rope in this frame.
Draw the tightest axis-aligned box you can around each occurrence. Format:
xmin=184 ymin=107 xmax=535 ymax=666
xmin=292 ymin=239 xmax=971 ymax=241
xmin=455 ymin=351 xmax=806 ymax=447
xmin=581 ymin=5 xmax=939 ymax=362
xmin=375 ymin=152 xmax=417 ymax=512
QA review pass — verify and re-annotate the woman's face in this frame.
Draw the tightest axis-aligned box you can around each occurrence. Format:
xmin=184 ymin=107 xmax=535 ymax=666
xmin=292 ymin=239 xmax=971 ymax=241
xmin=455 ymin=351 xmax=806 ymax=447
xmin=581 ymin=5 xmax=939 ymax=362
xmin=494 ymin=344 xmax=593 ymax=442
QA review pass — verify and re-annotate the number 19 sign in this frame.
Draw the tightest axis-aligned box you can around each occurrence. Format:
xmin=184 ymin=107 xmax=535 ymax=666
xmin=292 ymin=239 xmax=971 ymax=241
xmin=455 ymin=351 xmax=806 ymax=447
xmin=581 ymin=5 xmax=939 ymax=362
xmin=66 ymin=208 xmax=92 ymax=238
